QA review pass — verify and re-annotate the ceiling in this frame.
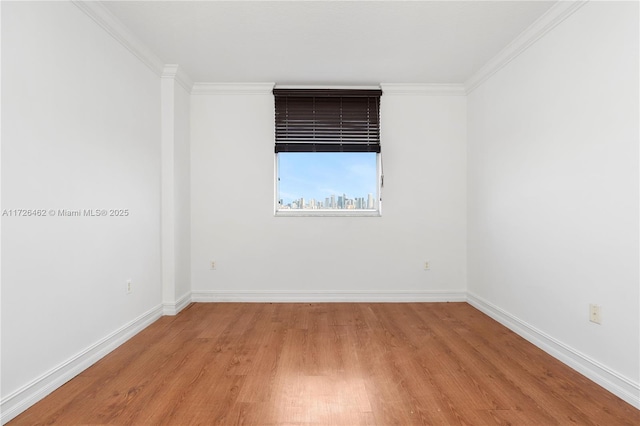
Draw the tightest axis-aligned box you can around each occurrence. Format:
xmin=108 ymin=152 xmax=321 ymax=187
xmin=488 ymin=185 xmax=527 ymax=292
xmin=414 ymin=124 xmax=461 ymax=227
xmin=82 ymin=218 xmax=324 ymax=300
xmin=101 ymin=0 xmax=557 ymax=85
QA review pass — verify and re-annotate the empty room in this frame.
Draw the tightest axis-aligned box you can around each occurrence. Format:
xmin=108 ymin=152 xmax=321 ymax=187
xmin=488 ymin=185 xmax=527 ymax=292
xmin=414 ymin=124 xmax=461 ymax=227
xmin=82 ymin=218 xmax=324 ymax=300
xmin=1 ymin=0 xmax=639 ymax=424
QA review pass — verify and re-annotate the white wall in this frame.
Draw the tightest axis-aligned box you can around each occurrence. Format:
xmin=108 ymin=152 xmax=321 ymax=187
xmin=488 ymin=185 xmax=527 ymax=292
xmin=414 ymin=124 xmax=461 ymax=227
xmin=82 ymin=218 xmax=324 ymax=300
xmin=190 ymin=87 xmax=467 ymax=299
xmin=1 ymin=0 xmax=162 ymax=417
xmin=467 ymin=0 xmax=639 ymax=403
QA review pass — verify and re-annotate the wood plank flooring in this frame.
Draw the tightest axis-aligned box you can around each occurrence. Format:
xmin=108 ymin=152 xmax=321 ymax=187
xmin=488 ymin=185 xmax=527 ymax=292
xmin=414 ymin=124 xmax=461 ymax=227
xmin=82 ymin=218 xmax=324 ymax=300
xmin=9 ymin=303 xmax=639 ymax=425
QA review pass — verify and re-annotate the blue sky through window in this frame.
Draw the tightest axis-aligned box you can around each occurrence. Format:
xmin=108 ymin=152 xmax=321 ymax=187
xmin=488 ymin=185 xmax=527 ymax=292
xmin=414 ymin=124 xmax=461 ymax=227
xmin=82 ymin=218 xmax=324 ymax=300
xmin=278 ymin=152 xmax=377 ymax=208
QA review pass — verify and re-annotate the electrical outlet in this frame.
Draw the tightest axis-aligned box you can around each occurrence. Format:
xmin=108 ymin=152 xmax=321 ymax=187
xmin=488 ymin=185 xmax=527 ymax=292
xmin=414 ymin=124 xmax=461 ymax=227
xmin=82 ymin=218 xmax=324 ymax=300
xmin=424 ymin=261 xmax=430 ymax=270
xmin=210 ymin=261 xmax=216 ymax=270
xmin=127 ymin=279 xmax=132 ymax=294
xmin=589 ymin=304 xmax=601 ymax=324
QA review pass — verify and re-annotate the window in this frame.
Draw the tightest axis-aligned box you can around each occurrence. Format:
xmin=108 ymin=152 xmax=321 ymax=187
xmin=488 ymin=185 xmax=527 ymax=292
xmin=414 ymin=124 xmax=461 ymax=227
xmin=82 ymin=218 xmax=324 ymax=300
xmin=274 ymin=88 xmax=382 ymax=216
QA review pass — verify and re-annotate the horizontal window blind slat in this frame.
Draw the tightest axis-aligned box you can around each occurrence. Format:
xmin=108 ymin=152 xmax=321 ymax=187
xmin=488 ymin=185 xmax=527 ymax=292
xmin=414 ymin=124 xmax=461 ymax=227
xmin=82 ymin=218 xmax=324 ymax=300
xmin=275 ymin=142 xmax=381 ymax=153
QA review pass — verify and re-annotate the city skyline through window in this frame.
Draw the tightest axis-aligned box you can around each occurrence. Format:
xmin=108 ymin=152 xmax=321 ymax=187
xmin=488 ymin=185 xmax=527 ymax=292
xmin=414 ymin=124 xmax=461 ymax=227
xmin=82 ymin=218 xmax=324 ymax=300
xmin=277 ymin=152 xmax=378 ymax=210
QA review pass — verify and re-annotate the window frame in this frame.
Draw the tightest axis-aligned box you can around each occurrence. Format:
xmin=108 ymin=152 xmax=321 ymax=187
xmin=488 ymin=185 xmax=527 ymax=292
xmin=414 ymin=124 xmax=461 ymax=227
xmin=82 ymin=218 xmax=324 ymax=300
xmin=273 ymin=86 xmax=383 ymax=217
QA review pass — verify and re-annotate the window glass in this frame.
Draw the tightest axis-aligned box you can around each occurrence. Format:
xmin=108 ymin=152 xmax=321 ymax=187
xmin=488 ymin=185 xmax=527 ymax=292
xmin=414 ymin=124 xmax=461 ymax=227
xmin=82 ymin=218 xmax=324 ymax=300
xmin=277 ymin=152 xmax=379 ymax=212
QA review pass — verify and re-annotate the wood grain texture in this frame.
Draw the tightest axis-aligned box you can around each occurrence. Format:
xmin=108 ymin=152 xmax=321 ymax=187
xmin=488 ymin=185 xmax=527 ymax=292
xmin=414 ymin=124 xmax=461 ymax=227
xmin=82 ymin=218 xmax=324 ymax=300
xmin=10 ymin=303 xmax=639 ymax=425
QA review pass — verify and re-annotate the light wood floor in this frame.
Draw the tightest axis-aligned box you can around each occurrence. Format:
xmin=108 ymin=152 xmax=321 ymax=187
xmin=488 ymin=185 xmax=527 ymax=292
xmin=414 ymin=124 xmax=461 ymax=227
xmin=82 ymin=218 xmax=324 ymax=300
xmin=10 ymin=303 xmax=639 ymax=425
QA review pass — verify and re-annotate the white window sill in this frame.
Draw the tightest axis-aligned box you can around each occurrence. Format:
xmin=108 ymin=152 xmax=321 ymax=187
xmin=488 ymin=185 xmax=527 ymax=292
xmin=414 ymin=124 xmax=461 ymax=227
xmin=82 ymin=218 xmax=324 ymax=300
xmin=275 ymin=209 xmax=381 ymax=217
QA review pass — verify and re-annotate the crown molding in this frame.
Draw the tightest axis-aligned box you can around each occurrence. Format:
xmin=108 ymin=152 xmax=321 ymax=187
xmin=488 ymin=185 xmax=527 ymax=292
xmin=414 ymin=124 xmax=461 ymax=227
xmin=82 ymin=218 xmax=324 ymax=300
xmin=162 ymin=64 xmax=179 ymax=79
xmin=465 ymin=0 xmax=589 ymax=93
xmin=191 ymin=83 xmax=276 ymax=95
xmin=72 ymin=0 xmax=166 ymax=76
xmin=162 ymin=65 xmax=194 ymax=93
xmin=381 ymin=83 xmax=466 ymax=96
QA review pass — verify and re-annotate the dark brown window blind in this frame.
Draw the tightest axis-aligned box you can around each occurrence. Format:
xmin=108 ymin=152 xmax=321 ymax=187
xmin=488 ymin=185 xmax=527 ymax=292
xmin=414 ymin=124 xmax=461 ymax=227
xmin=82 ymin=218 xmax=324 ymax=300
xmin=274 ymin=88 xmax=382 ymax=153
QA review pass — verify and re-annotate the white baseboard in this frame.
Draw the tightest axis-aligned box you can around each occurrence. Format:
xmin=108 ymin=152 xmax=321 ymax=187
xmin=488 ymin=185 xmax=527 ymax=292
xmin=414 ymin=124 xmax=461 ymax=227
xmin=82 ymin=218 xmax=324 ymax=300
xmin=162 ymin=291 xmax=192 ymax=315
xmin=467 ymin=292 xmax=640 ymax=410
xmin=190 ymin=290 xmax=467 ymax=303
xmin=0 ymin=305 xmax=163 ymax=425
